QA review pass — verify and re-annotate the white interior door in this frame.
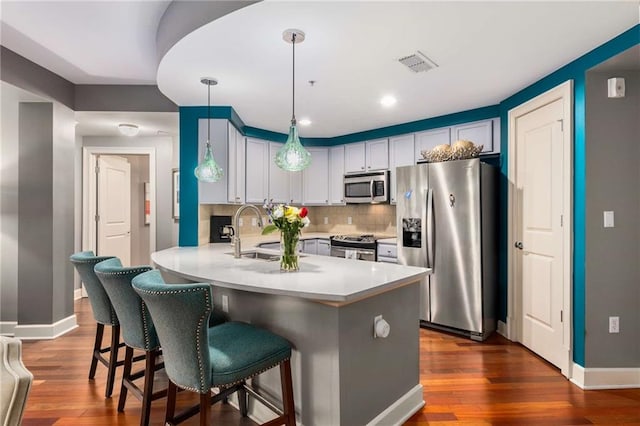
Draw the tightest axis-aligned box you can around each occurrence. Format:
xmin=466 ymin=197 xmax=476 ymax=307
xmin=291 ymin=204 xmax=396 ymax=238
xmin=515 ymin=98 xmax=565 ymax=369
xmin=97 ymin=155 xmax=131 ymax=266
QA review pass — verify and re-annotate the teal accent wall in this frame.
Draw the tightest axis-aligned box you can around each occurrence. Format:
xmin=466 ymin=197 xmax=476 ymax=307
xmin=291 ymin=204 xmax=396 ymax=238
xmin=497 ymin=24 xmax=639 ymax=366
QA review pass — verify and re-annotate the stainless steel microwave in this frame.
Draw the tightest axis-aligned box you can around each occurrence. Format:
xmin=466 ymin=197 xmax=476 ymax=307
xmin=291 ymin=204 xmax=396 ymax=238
xmin=344 ymin=171 xmax=390 ymax=204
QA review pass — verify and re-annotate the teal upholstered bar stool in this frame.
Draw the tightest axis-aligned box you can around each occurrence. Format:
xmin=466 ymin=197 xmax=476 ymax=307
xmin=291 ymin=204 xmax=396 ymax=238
xmin=69 ymin=251 xmax=123 ymax=398
xmin=132 ymin=270 xmax=296 ymax=426
xmin=94 ymin=258 xmax=165 ymax=426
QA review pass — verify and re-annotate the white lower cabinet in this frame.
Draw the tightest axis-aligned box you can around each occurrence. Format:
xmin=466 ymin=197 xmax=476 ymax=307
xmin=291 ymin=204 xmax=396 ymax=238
xmin=302 ymin=147 xmax=329 ymax=205
xmin=317 ymin=239 xmax=330 ymax=256
xmin=377 ymin=242 xmax=398 ymax=263
xmin=303 ymin=239 xmax=318 ymax=255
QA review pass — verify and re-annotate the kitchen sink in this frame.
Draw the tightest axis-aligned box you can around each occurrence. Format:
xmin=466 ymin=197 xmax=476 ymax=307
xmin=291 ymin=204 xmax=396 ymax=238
xmin=225 ymin=250 xmax=280 ymax=261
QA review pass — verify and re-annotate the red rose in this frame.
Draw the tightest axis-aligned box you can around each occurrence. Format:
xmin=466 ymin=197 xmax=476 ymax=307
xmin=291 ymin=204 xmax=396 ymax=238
xmin=299 ymin=207 xmax=308 ymax=218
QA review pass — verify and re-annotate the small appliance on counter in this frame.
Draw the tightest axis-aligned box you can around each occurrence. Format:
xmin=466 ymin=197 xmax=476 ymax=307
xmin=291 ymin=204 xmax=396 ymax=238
xmin=209 ymin=215 xmax=234 ymax=243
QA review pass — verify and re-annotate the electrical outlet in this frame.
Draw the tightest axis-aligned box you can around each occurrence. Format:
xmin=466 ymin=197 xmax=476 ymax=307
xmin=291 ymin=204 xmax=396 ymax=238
xmin=609 ymin=316 xmax=619 ymax=333
xmin=222 ymin=295 xmax=229 ymax=313
xmin=251 ymin=217 xmax=257 ymax=227
xmin=324 ymin=216 xmax=329 ymax=225
xmin=238 ymin=218 xmax=243 ymax=227
xmin=347 ymin=216 xmax=352 ymax=225
xmin=603 ymin=211 xmax=615 ymax=228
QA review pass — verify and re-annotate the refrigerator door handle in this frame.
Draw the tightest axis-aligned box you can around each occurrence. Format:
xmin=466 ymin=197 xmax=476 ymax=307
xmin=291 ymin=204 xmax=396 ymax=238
xmin=426 ymin=188 xmax=434 ymax=268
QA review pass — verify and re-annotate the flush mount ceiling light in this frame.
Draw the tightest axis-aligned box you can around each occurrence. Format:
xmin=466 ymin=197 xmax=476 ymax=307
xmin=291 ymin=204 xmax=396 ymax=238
xmin=118 ymin=123 xmax=139 ymax=136
xmin=194 ymin=77 xmax=223 ymax=183
xmin=275 ymin=28 xmax=312 ymax=172
xmin=380 ymin=95 xmax=397 ymax=107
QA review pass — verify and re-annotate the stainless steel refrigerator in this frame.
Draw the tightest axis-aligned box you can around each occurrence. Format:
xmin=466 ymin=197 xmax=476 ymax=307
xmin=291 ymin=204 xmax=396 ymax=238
xmin=396 ymin=158 xmax=497 ymax=341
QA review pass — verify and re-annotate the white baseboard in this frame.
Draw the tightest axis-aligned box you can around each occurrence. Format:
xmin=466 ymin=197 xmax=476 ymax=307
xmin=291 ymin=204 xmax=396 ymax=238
xmin=13 ymin=314 xmax=78 ymax=340
xmin=366 ymin=384 xmax=424 ymax=426
xmin=233 ymin=383 xmax=424 ymax=426
xmin=570 ymin=363 xmax=640 ymax=389
xmin=74 ymin=288 xmax=84 ymax=300
xmin=0 ymin=321 xmax=17 ymax=336
xmin=497 ymin=320 xmax=508 ymax=339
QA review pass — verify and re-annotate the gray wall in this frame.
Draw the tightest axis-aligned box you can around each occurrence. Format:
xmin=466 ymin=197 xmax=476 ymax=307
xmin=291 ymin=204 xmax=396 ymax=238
xmin=122 ymin=155 xmax=151 ymax=265
xmin=585 ymin=70 xmax=640 ymax=368
xmin=82 ymin=136 xmax=176 ymax=252
xmin=1 ymin=83 xmax=76 ymax=329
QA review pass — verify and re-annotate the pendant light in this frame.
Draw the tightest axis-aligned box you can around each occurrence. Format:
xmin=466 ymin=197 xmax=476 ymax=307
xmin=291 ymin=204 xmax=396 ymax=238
xmin=275 ymin=29 xmax=311 ymax=172
xmin=194 ymin=77 xmax=224 ymax=182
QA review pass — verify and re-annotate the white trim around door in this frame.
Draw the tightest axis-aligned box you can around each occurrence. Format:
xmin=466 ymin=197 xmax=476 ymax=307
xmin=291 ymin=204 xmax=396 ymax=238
xmin=507 ymin=80 xmax=573 ymax=379
xmin=82 ymin=146 xmax=157 ymax=256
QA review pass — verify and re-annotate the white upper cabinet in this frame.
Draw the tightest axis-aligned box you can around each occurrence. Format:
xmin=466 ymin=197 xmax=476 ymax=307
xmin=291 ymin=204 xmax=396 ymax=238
xmin=289 ymin=171 xmax=303 ymax=205
xmin=329 ymin=146 xmax=345 ymax=205
xmin=302 ymin=147 xmax=329 ymax=205
xmin=344 ymin=139 xmax=389 ymax=173
xmin=245 ymin=137 xmax=269 ymax=204
xmin=414 ymin=128 xmax=450 ymax=162
xmin=227 ymin=123 xmax=245 ymax=204
xmin=366 ymin=138 xmax=389 ymax=171
xmin=268 ymin=142 xmax=290 ymax=203
xmin=198 ymin=118 xmax=230 ymax=203
xmin=389 ymin=134 xmax=415 ymax=204
xmin=344 ymin=142 xmax=366 ymax=173
xmin=451 ymin=119 xmax=495 ymax=153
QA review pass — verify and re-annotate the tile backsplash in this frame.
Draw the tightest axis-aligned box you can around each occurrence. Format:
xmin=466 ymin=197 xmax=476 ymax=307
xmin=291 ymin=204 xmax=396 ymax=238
xmin=199 ymin=204 xmax=397 ymax=245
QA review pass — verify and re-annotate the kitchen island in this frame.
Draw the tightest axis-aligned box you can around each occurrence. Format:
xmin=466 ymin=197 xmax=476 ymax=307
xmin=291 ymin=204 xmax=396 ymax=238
xmin=152 ymin=241 xmax=429 ymax=425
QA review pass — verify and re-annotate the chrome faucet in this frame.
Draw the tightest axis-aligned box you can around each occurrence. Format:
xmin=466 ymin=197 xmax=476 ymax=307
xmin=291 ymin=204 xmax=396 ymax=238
xmin=232 ymin=204 xmax=264 ymax=258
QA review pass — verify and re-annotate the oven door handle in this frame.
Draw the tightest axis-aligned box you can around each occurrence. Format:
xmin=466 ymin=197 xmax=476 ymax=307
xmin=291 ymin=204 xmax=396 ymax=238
xmin=331 ymin=246 xmax=374 ymax=258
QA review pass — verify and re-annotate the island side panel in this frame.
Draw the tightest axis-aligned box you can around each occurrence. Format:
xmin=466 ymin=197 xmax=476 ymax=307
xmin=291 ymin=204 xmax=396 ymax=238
xmin=338 ymin=282 xmax=421 ymax=425
xmin=210 ymin=285 xmax=342 ymax=426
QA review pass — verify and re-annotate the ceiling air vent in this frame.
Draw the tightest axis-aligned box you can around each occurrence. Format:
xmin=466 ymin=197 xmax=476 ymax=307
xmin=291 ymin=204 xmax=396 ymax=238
xmin=398 ymin=51 xmax=438 ymax=73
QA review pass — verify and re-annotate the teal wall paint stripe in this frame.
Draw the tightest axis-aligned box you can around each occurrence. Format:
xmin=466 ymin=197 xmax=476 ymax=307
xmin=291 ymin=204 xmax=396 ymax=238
xmin=573 ymin=75 xmax=586 ymax=366
xmin=244 ymin=105 xmax=500 ymax=146
xmin=497 ymin=24 xmax=638 ymax=367
xmin=178 ymin=106 xmax=199 ymax=246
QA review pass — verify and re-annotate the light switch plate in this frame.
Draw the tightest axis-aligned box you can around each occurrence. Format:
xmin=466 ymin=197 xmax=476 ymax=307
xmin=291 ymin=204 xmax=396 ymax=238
xmin=603 ymin=211 xmax=614 ymax=228
xmin=347 ymin=216 xmax=352 ymax=225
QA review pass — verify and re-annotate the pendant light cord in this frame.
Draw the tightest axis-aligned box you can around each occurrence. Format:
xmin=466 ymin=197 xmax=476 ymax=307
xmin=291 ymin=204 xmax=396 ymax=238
xmin=291 ymin=32 xmax=296 ymax=124
xmin=207 ymin=81 xmax=211 ymax=147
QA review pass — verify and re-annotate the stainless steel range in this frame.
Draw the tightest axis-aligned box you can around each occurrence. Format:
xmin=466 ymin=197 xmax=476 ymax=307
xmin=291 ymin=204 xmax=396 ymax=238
xmin=330 ymin=234 xmax=377 ymax=261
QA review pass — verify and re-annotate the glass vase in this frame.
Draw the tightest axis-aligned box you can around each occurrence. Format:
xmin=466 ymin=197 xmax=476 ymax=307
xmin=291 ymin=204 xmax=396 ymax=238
xmin=280 ymin=231 xmax=300 ymax=272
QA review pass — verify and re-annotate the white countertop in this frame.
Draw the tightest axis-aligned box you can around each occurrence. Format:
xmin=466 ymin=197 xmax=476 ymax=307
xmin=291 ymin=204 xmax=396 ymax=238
xmin=152 ymin=234 xmax=428 ymax=305
xmin=377 ymin=237 xmax=397 ymax=245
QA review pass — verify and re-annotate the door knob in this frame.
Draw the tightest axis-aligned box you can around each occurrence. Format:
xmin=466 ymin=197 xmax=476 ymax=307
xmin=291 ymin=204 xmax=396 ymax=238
xmin=514 ymin=241 xmax=523 ymax=250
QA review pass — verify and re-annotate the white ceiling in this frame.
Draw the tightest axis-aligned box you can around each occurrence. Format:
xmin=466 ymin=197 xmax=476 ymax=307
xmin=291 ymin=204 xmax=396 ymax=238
xmin=1 ymin=1 xmax=638 ymax=138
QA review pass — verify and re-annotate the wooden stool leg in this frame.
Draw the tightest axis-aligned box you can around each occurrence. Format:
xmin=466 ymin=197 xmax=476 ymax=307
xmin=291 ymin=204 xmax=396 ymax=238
xmin=238 ymin=384 xmax=248 ymax=417
xmin=118 ymin=346 xmax=134 ymax=412
xmin=280 ymin=359 xmax=296 ymax=426
xmin=199 ymin=392 xmax=210 ymax=426
xmin=89 ymin=323 xmax=104 ymax=380
xmin=105 ymin=325 xmax=120 ymax=398
xmin=139 ymin=349 xmax=157 ymax=426
xmin=165 ymin=381 xmax=178 ymax=424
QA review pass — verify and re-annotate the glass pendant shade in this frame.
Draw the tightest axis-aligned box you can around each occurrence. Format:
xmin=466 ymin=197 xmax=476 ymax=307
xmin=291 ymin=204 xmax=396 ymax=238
xmin=276 ymin=29 xmax=311 ymax=172
xmin=275 ymin=122 xmax=311 ymax=171
xmin=195 ymin=77 xmax=223 ymax=182
xmin=194 ymin=141 xmax=223 ymax=182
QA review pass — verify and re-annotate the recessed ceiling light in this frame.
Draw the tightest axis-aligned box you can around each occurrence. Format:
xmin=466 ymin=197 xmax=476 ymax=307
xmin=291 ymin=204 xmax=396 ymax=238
xmin=118 ymin=123 xmax=139 ymax=136
xmin=380 ymin=96 xmax=397 ymax=107
xmin=299 ymin=118 xmax=312 ymax=126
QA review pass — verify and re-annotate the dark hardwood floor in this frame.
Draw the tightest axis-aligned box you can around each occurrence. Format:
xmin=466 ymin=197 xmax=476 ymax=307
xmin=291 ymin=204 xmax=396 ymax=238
xmin=20 ymin=298 xmax=640 ymax=425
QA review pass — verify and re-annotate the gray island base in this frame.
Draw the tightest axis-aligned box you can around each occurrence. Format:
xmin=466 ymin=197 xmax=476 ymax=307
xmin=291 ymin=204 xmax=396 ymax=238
xmin=152 ymin=244 xmax=429 ymax=425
